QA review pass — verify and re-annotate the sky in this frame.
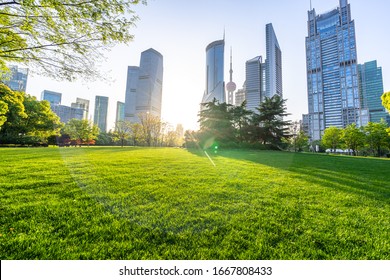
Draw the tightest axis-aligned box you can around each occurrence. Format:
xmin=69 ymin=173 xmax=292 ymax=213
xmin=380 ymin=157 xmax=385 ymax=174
xmin=25 ymin=0 xmax=390 ymax=132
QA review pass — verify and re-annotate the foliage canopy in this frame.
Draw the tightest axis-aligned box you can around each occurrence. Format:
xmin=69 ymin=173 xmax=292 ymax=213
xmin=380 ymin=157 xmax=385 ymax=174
xmin=0 ymin=0 xmax=146 ymax=80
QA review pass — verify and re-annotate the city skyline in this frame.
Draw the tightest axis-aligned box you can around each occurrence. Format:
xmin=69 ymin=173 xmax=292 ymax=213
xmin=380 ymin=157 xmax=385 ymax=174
xmin=23 ymin=0 xmax=390 ymax=131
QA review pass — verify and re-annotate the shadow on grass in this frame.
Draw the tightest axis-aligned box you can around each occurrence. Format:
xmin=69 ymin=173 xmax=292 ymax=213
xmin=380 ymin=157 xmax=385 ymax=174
xmin=189 ymin=149 xmax=390 ymax=203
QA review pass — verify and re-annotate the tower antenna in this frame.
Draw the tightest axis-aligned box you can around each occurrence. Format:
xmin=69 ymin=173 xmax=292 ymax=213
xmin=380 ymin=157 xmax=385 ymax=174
xmin=310 ymin=0 xmax=312 ymax=10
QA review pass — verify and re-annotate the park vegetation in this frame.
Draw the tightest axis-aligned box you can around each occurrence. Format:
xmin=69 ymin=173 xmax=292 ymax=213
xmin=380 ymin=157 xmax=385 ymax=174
xmin=187 ymin=96 xmax=292 ymax=150
xmin=321 ymin=120 xmax=390 ymax=157
xmin=0 ymin=0 xmax=146 ymax=81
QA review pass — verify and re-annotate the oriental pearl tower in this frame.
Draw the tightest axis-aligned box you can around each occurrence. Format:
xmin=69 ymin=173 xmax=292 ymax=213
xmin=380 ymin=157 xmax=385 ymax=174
xmin=226 ymin=47 xmax=236 ymax=105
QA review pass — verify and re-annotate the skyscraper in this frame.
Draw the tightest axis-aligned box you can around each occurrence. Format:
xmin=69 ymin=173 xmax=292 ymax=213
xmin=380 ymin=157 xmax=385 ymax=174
xmin=202 ymin=39 xmax=225 ymax=104
xmin=305 ymin=0 xmax=368 ymax=141
xmin=116 ymin=101 xmax=125 ymax=124
xmin=124 ymin=48 xmax=163 ymax=123
xmin=94 ymin=95 xmax=109 ymax=133
xmin=358 ymin=61 xmax=388 ymax=124
xmin=245 ymin=56 xmax=265 ymax=113
xmin=244 ymin=24 xmax=280 ymax=113
xmin=265 ymin=23 xmax=283 ymax=98
xmin=3 ymin=65 xmax=28 ymax=92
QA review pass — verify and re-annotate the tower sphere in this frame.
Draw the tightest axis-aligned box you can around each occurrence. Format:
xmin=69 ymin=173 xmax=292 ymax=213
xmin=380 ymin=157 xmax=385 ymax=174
xmin=226 ymin=81 xmax=237 ymax=92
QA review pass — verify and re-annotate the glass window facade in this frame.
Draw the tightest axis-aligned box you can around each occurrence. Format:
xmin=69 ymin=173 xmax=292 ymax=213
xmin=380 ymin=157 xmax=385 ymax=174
xmin=94 ymin=96 xmax=109 ymax=133
xmin=202 ymin=40 xmax=225 ymax=104
xmin=358 ymin=61 xmax=388 ymax=125
xmin=306 ymin=0 xmax=365 ymax=141
xmin=124 ymin=48 xmax=163 ymax=123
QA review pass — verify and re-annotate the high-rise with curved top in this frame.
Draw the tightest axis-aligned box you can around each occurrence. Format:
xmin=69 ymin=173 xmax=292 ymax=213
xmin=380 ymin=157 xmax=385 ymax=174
xmin=202 ymin=39 xmax=225 ymax=104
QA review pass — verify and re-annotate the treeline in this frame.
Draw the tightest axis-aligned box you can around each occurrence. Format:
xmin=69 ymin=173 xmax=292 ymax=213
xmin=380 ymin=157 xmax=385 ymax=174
xmin=185 ymin=96 xmax=292 ymax=150
xmin=0 ymin=84 xmax=183 ymax=147
xmin=0 ymin=84 xmax=62 ymax=145
xmin=321 ymin=122 xmax=390 ymax=157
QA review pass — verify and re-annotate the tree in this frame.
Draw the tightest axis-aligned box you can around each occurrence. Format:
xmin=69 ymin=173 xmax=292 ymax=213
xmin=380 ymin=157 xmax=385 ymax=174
xmin=138 ymin=112 xmax=161 ymax=147
xmin=341 ymin=123 xmax=365 ymax=156
xmin=321 ymin=126 xmax=342 ymax=152
xmin=113 ymin=120 xmax=132 ymax=147
xmin=198 ymin=98 xmax=234 ymax=148
xmin=0 ymin=83 xmax=26 ymax=131
xmin=129 ymin=122 xmax=142 ymax=146
xmin=382 ymin=92 xmax=390 ymax=112
xmin=364 ymin=121 xmax=389 ymax=157
xmin=63 ymin=118 xmax=99 ymax=146
xmin=20 ymin=95 xmax=62 ymax=142
xmin=252 ymin=95 xmax=291 ymax=148
xmin=230 ymin=100 xmax=252 ymax=143
xmin=0 ymin=0 xmax=146 ymax=81
xmin=287 ymin=121 xmax=308 ymax=152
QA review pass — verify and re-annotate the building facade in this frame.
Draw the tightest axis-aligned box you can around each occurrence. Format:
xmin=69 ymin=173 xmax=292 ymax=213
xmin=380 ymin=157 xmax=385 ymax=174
xmin=358 ymin=61 xmax=388 ymax=124
xmin=3 ymin=65 xmax=28 ymax=92
xmin=51 ymin=105 xmax=84 ymax=124
xmin=265 ymin=23 xmax=283 ymax=98
xmin=202 ymin=39 xmax=225 ymax=104
xmin=245 ymin=56 xmax=266 ymax=113
xmin=116 ymin=101 xmax=125 ymax=124
xmin=235 ymin=88 xmax=246 ymax=107
xmin=124 ymin=48 xmax=163 ymax=123
xmin=71 ymin=98 xmax=90 ymax=120
xmin=41 ymin=90 xmax=62 ymax=106
xmin=305 ymin=0 xmax=368 ymax=141
xmin=94 ymin=95 xmax=109 ymax=133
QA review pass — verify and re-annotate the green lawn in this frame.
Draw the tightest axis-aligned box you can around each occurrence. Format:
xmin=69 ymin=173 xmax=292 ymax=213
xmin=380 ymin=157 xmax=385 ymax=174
xmin=0 ymin=147 xmax=389 ymax=259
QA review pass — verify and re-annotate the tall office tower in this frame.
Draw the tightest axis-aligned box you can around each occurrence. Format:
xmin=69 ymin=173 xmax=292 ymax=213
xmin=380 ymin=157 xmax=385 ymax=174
xmin=124 ymin=48 xmax=163 ymax=123
xmin=226 ymin=48 xmax=237 ymax=105
xmin=245 ymin=56 xmax=266 ymax=113
xmin=358 ymin=61 xmax=388 ymax=124
xmin=3 ymin=65 xmax=28 ymax=92
xmin=202 ymin=39 xmax=225 ymax=104
xmin=305 ymin=0 xmax=368 ymax=141
xmin=116 ymin=101 xmax=125 ymax=124
xmin=265 ymin=23 xmax=283 ymax=98
xmin=124 ymin=66 xmax=140 ymax=121
xmin=94 ymin=95 xmax=109 ymax=133
xmin=71 ymin=98 xmax=90 ymax=120
xmin=41 ymin=90 xmax=62 ymax=106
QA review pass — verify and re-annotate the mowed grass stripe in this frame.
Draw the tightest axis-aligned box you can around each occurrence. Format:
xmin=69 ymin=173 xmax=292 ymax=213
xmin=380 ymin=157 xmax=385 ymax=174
xmin=0 ymin=147 xmax=389 ymax=259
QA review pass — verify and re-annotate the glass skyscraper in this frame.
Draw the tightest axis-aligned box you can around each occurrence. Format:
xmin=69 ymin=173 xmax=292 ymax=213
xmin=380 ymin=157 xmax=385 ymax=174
xmin=116 ymin=101 xmax=125 ymax=124
xmin=306 ymin=0 xmax=367 ymax=141
xmin=358 ymin=61 xmax=388 ymax=124
xmin=202 ymin=39 xmax=225 ymax=104
xmin=94 ymin=95 xmax=109 ymax=133
xmin=124 ymin=48 xmax=163 ymax=123
xmin=244 ymin=23 xmax=281 ymax=113
xmin=245 ymin=56 xmax=265 ymax=113
xmin=265 ymin=23 xmax=283 ymax=98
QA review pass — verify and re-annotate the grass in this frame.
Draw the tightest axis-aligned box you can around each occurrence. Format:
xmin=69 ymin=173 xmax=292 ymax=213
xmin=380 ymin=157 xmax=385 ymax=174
xmin=0 ymin=146 xmax=389 ymax=260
